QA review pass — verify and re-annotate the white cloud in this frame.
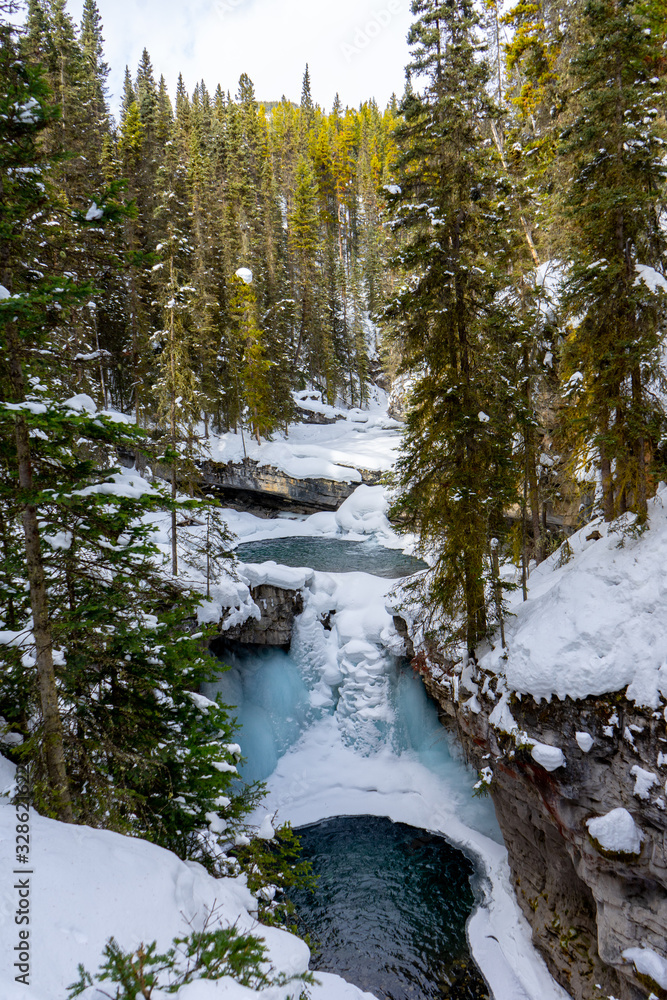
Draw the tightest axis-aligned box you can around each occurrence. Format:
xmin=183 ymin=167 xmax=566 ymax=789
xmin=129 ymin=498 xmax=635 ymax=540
xmin=70 ymin=0 xmax=413 ymax=117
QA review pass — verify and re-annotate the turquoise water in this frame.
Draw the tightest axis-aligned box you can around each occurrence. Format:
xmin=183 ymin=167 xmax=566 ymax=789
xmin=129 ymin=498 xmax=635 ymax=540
xmin=236 ymin=536 xmax=428 ymax=578
xmin=290 ymin=816 xmax=489 ymax=1000
xmin=204 ymin=647 xmax=500 ymax=841
xmin=204 ymin=534 xmax=499 ymax=999
xmin=203 ymin=647 xmax=312 ymax=783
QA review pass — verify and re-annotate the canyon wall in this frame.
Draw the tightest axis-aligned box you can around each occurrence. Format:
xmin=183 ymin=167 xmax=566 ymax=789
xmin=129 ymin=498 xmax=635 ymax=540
xmin=415 ymin=653 xmax=667 ymax=1000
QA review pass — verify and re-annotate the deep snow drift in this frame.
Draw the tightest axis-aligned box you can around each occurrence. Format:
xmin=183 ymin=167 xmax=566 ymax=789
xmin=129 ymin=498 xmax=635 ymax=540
xmin=481 ymin=484 xmax=667 ymax=708
xmin=206 ymin=389 xmax=402 ymax=483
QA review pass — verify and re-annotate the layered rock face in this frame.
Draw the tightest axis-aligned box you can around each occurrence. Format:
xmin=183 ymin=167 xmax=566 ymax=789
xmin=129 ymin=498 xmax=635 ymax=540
xmin=199 ymin=459 xmax=380 ymax=514
xmin=118 ymin=449 xmax=381 ymax=514
xmin=211 ymin=584 xmax=304 ymax=649
xmin=418 ymin=659 xmax=667 ymax=1000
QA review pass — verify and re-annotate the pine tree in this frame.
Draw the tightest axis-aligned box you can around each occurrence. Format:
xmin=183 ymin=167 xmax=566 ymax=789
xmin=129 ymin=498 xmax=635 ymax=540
xmin=229 ymin=270 xmax=275 ymax=444
xmin=0 ymin=13 xmax=82 ymax=820
xmin=289 ymin=155 xmax=325 ymax=389
xmin=385 ymin=0 xmax=519 ymax=654
xmin=557 ymin=0 xmax=667 ymax=522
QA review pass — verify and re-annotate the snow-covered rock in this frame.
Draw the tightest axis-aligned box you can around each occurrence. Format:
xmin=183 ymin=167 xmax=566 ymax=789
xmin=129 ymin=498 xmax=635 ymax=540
xmin=575 ymin=732 xmax=594 ymax=753
xmin=530 ymin=742 xmax=566 ymax=772
xmin=335 ymin=485 xmax=391 ymax=535
xmin=482 ymin=484 xmax=667 ymax=707
xmin=622 ymin=946 xmax=667 ymax=990
xmin=586 ymin=808 xmax=643 ymax=855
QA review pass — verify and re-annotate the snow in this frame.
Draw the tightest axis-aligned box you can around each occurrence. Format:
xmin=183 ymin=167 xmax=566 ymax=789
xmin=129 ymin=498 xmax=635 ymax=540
xmin=84 ymin=201 xmax=104 ymax=222
xmin=575 ymin=732 xmax=594 ymax=753
xmin=481 ymin=485 xmax=667 ymax=706
xmin=74 ymin=469 xmax=159 ymax=500
xmin=630 ymin=765 xmax=658 ymax=799
xmin=531 ymin=743 xmax=566 ymax=772
xmin=586 ymin=808 xmax=643 ymax=855
xmin=292 ymin=390 xmax=341 ymax=421
xmin=622 ymin=947 xmax=667 ymax=990
xmin=257 ymin=814 xmax=275 ymax=840
xmin=207 ymin=390 xmax=401 ymax=481
xmin=235 ymin=267 xmax=253 ymax=284
xmin=63 ymin=393 xmax=97 ymax=413
xmin=0 ymin=795 xmax=353 ymax=1000
xmin=634 ymin=263 xmax=667 ymax=294
xmin=0 ymin=754 xmax=15 ymax=793
xmin=240 ymin=562 xmax=313 ymax=591
xmin=334 ymin=484 xmax=391 ymax=536
xmin=0 ymin=285 xmax=10 ymax=299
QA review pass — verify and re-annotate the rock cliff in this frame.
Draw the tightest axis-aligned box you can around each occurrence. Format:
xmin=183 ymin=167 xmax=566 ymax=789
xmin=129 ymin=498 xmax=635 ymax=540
xmin=210 ymin=583 xmax=304 ymax=650
xmin=199 ymin=459 xmax=380 ymax=513
xmin=414 ymin=652 xmax=667 ymax=1000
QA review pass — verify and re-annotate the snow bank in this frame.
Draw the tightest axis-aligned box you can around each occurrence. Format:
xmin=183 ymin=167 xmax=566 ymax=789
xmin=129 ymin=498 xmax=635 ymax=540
xmin=240 ymin=562 xmax=314 ymax=591
xmin=208 ymin=391 xmax=401 ymax=482
xmin=0 ymin=793 xmax=371 ymax=1000
xmin=586 ymin=808 xmax=643 ymax=855
xmin=334 ymin=485 xmax=391 ymax=535
xmin=482 ymin=485 xmax=667 ymax=706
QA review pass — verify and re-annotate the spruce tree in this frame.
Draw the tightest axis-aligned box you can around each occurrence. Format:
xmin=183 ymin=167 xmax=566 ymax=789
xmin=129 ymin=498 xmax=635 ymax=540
xmin=557 ymin=0 xmax=667 ymax=521
xmin=385 ymin=0 xmax=519 ymax=654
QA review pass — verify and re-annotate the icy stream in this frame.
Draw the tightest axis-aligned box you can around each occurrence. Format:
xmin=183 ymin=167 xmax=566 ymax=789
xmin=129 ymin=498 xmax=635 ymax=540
xmin=201 ymin=498 xmax=569 ymax=1000
xmin=202 ymin=533 xmax=504 ymax=999
xmin=235 ymin=536 xmax=428 ymax=578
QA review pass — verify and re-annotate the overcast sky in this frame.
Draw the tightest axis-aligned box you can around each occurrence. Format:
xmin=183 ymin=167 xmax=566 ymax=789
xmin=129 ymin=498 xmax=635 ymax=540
xmin=67 ymin=0 xmax=414 ymax=119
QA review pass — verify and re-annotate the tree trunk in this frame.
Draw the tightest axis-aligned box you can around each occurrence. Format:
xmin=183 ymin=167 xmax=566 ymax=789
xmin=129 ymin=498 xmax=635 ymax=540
xmin=7 ymin=325 xmax=73 ymax=822
xmin=632 ymin=367 xmax=648 ymax=521
xmin=600 ymin=442 xmax=615 ymax=522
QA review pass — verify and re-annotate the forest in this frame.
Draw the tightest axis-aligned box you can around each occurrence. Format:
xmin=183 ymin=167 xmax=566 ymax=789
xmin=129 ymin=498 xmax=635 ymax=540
xmin=1 ymin=0 xmax=666 ymax=937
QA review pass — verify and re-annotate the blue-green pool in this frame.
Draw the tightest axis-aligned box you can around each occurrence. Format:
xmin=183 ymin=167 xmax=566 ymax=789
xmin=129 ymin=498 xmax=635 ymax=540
xmin=289 ymin=815 xmax=489 ymax=1000
xmin=236 ymin=536 xmax=428 ymax=578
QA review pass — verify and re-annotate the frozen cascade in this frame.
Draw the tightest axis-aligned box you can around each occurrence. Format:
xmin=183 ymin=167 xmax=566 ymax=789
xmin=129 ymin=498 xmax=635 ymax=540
xmin=203 ymin=647 xmax=311 ymax=784
xmin=204 ymin=564 xmax=501 ymax=842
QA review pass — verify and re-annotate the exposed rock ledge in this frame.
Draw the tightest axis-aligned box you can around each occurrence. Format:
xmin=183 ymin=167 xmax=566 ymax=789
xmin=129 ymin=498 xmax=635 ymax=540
xmin=210 ymin=583 xmax=304 ymax=650
xmin=412 ymin=647 xmax=667 ymax=1000
xmin=198 ymin=459 xmax=381 ymax=513
xmin=119 ymin=449 xmax=381 ymax=514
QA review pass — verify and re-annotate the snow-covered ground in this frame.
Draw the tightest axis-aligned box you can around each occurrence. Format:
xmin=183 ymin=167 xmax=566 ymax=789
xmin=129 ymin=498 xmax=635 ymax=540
xmin=0 ymin=757 xmax=372 ymax=1000
xmin=481 ymin=483 xmax=667 ymax=708
xmin=206 ymin=389 xmax=402 ymax=482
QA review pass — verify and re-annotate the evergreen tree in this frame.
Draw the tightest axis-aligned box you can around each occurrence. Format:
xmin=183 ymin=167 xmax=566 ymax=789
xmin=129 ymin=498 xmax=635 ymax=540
xmin=0 ymin=12 xmax=74 ymax=819
xmin=557 ymin=0 xmax=667 ymax=522
xmin=385 ymin=0 xmax=519 ymax=654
